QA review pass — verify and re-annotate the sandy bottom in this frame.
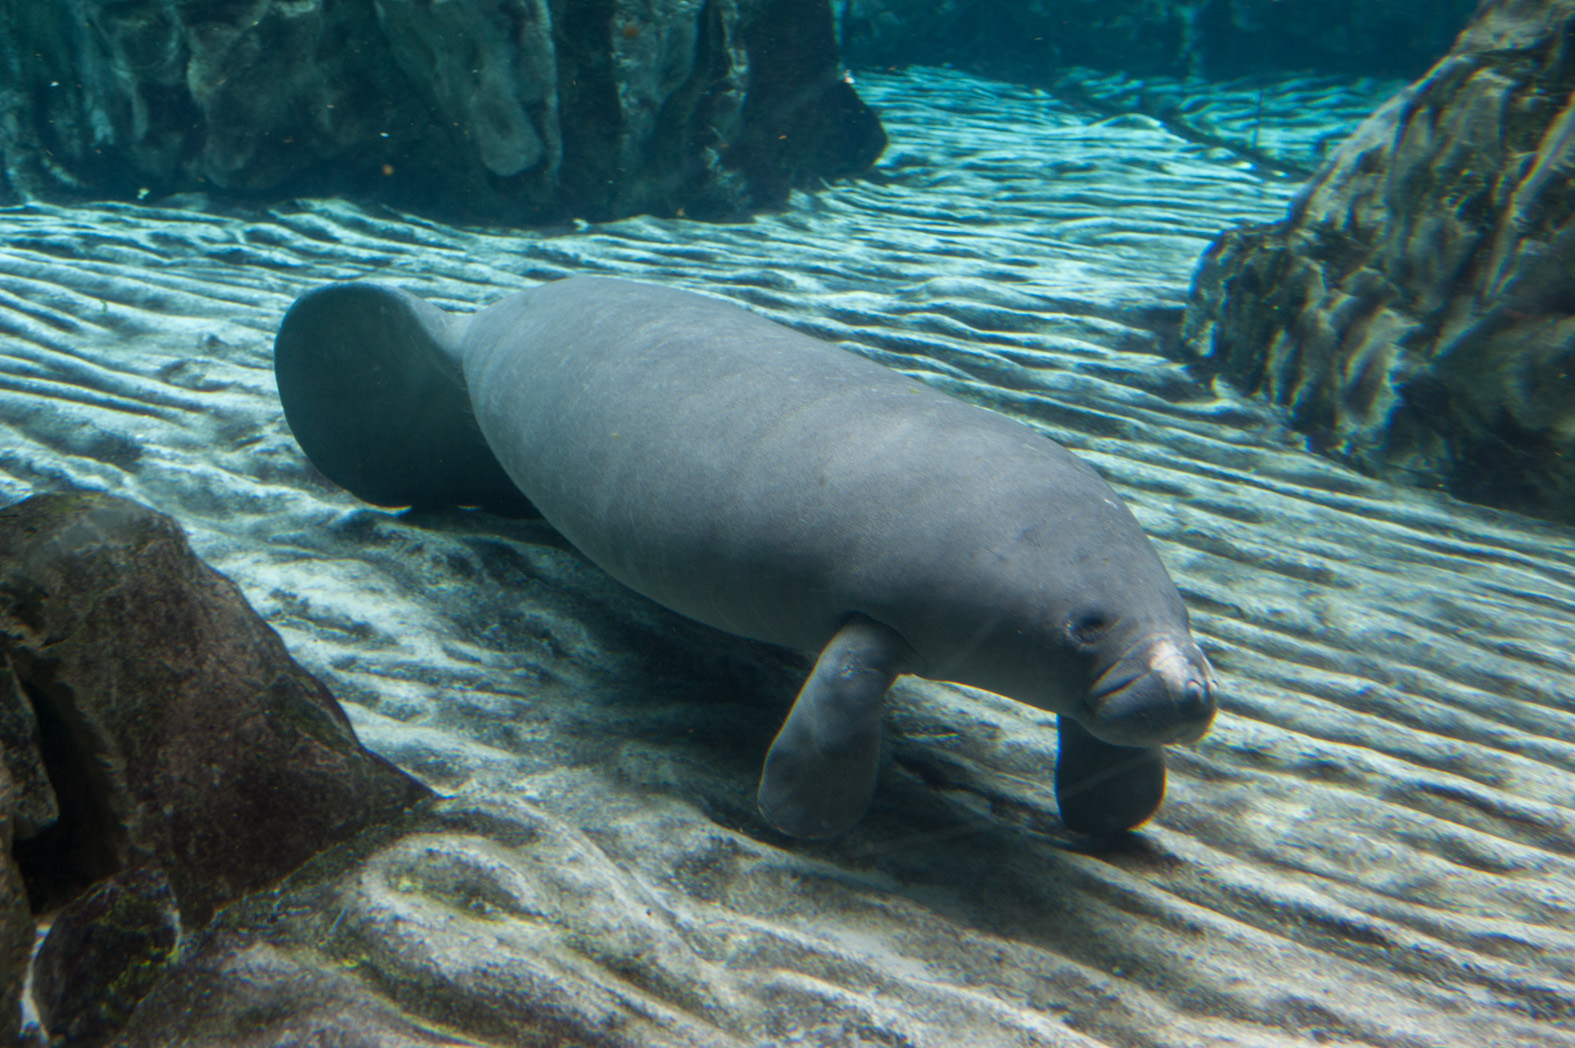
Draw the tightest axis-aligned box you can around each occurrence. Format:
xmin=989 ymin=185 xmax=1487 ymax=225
xmin=0 ymin=66 xmax=1571 ymax=1047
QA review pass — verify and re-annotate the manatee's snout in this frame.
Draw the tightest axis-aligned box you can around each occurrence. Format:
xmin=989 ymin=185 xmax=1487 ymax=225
xmin=1082 ymin=635 xmax=1217 ymax=747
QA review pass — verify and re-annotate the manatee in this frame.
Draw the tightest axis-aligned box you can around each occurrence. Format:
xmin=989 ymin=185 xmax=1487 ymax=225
xmin=274 ymin=277 xmax=1218 ymax=838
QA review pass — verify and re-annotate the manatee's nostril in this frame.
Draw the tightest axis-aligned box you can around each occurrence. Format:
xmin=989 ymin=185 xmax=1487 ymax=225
xmin=1179 ymin=679 xmax=1210 ymax=719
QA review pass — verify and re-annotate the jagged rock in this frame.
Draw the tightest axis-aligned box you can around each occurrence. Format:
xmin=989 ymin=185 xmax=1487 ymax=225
xmin=1179 ymin=0 xmax=1575 ymax=523
xmin=731 ymin=0 xmax=886 ymax=207
xmin=0 ymin=492 xmax=431 ymax=924
xmin=0 ymin=659 xmax=55 ymax=842
xmin=0 ymin=761 xmax=31 ymax=1048
xmin=0 ymin=0 xmax=885 ymax=222
xmin=31 ymin=866 xmax=179 ymax=1048
xmin=0 ymin=491 xmax=432 ymax=1041
xmin=834 ymin=0 xmax=1477 ymax=82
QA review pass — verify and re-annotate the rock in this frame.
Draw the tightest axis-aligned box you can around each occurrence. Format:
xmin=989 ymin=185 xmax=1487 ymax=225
xmin=0 ymin=0 xmax=885 ymax=223
xmin=31 ymin=866 xmax=179 ymax=1048
xmin=0 ymin=491 xmax=432 ymax=1041
xmin=0 ymin=761 xmax=32 ymax=1048
xmin=0 ymin=658 xmax=56 ymax=842
xmin=0 ymin=491 xmax=431 ymax=925
xmin=834 ymin=0 xmax=1478 ymax=82
xmin=732 ymin=0 xmax=887 ymax=207
xmin=0 ymin=664 xmax=45 ymax=1044
xmin=1179 ymin=0 xmax=1575 ymax=523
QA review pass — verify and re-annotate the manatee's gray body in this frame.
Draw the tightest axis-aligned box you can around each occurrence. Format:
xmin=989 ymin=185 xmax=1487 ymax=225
xmin=275 ymin=277 xmax=1217 ymax=837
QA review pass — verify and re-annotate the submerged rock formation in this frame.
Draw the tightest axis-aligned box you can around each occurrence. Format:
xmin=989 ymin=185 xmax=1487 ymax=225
xmin=1180 ymin=0 xmax=1575 ymax=523
xmin=31 ymin=866 xmax=179 ymax=1048
xmin=0 ymin=0 xmax=885 ymax=222
xmin=0 ymin=741 xmax=31 ymax=1048
xmin=0 ymin=492 xmax=431 ymax=1042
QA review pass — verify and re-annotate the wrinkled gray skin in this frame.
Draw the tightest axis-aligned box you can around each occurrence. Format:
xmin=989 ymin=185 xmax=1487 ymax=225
xmin=274 ymin=277 xmax=1218 ymax=838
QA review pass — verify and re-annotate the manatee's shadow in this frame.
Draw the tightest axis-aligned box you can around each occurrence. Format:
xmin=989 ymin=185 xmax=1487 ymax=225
xmin=718 ymin=725 xmax=1199 ymax=980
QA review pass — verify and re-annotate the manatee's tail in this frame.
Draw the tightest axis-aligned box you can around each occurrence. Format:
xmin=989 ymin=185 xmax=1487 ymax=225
xmin=274 ymin=283 xmax=535 ymax=516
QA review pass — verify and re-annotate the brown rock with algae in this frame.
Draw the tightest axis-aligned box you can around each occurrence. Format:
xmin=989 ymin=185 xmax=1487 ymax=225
xmin=0 ymin=491 xmax=432 ymax=1041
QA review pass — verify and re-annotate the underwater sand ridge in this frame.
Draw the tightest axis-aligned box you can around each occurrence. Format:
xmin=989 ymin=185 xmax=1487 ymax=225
xmin=0 ymin=67 xmax=1571 ymax=1047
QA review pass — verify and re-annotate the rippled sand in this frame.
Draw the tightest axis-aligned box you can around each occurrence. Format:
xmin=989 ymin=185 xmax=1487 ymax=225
xmin=2 ymin=67 xmax=1571 ymax=1048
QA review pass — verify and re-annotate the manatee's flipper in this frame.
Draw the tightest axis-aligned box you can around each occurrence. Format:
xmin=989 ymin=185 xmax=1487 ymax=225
xmin=1055 ymin=716 xmax=1166 ymax=836
xmin=758 ymin=617 xmax=914 ymax=838
xmin=274 ymin=282 xmax=536 ymax=516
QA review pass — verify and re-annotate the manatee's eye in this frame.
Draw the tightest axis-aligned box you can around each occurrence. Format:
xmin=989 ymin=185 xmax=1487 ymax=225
xmin=1066 ymin=611 xmax=1111 ymax=648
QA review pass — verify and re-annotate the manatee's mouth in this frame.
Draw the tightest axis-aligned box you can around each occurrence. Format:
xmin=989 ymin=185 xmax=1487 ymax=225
xmin=1082 ymin=636 xmax=1217 ymax=747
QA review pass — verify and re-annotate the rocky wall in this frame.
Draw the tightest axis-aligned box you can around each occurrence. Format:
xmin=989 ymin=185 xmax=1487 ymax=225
xmin=0 ymin=0 xmax=885 ymax=223
xmin=1179 ymin=0 xmax=1575 ymax=522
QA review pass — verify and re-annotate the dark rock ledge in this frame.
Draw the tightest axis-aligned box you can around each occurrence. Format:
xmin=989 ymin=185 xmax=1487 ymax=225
xmin=1180 ymin=0 xmax=1575 ymax=524
xmin=0 ymin=0 xmax=886 ymax=224
xmin=0 ymin=492 xmax=430 ymax=1046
